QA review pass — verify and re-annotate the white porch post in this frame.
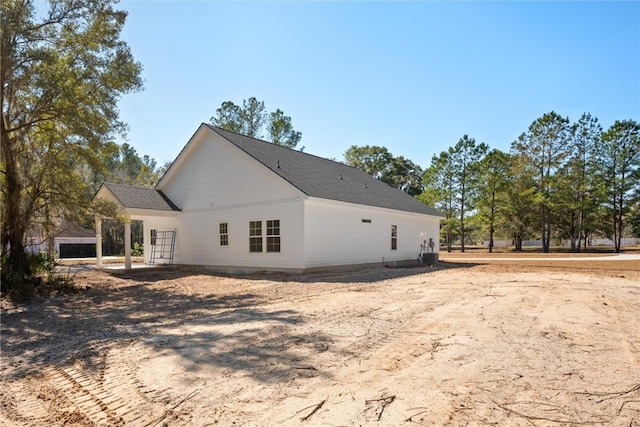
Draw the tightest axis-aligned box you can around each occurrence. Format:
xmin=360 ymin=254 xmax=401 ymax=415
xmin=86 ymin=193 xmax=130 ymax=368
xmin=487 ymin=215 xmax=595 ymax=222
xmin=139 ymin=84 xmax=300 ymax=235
xmin=95 ymin=215 xmax=103 ymax=267
xmin=124 ymin=217 xmax=132 ymax=270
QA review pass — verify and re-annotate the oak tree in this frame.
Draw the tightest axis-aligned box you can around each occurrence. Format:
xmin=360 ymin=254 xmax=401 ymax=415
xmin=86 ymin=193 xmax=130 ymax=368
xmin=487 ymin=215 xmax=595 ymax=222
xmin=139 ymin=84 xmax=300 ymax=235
xmin=1 ymin=0 xmax=143 ymax=290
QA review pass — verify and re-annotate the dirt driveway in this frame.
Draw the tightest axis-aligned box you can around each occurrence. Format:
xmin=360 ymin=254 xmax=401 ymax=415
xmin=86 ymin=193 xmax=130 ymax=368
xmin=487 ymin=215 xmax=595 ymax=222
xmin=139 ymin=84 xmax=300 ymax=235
xmin=1 ymin=261 xmax=638 ymax=426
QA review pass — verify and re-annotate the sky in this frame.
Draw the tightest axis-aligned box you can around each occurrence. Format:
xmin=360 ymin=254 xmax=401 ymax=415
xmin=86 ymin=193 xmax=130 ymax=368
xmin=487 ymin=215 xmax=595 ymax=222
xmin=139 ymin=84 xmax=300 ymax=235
xmin=115 ymin=1 xmax=640 ymax=169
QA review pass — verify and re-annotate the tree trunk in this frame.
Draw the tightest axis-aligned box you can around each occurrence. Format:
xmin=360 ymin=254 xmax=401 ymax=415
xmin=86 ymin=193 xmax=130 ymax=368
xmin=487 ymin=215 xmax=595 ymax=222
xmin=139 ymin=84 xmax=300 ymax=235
xmin=1 ymin=129 xmax=31 ymax=286
xmin=613 ymin=198 xmax=622 ymax=253
xmin=514 ymin=233 xmax=523 ymax=251
xmin=460 ymin=216 xmax=465 ymax=253
xmin=488 ymin=190 xmax=496 ymax=253
xmin=541 ymin=205 xmax=551 ymax=253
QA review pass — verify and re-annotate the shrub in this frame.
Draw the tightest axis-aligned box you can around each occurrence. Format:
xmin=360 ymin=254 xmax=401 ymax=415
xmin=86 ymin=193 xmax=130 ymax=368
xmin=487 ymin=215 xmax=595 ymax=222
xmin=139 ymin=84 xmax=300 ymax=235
xmin=1 ymin=252 xmax=79 ymax=301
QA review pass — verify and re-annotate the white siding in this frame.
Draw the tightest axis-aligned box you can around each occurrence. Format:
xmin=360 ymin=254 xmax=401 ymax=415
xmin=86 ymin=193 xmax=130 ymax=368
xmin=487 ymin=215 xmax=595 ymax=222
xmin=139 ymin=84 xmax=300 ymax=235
xmin=158 ymin=128 xmax=303 ymax=211
xmin=135 ymin=216 xmax=179 ymax=264
xmin=132 ymin=126 xmax=442 ymax=272
xmin=303 ymin=198 xmax=440 ymax=269
xmin=154 ymin=128 xmax=307 ymax=270
xmin=174 ymin=200 xmax=305 ymax=270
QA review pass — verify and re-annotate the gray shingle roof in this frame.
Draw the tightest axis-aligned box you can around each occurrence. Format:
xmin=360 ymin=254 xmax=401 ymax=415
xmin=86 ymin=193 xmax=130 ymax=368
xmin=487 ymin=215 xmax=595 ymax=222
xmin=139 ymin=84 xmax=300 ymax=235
xmin=102 ymin=183 xmax=180 ymax=211
xmin=206 ymin=124 xmax=443 ymax=217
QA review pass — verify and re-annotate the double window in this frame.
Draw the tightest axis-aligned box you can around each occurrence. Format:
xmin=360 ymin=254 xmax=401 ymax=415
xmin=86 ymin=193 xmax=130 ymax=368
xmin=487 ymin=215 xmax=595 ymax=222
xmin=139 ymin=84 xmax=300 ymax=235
xmin=249 ymin=219 xmax=281 ymax=253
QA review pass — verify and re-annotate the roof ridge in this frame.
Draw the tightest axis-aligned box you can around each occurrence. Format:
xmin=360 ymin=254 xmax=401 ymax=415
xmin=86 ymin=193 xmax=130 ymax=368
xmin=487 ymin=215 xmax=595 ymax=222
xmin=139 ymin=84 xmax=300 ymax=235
xmin=204 ymin=123 xmax=364 ymax=172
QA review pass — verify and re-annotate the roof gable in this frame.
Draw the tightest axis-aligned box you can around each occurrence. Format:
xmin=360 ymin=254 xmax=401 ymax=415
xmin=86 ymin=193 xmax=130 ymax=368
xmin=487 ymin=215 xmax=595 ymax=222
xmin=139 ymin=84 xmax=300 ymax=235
xmin=205 ymin=125 xmax=443 ymax=217
xmin=98 ymin=183 xmax=180 ymax=211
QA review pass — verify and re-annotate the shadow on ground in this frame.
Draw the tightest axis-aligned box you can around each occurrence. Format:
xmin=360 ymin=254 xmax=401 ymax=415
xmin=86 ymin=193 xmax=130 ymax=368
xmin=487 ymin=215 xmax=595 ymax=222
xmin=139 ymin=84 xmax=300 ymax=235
xmin=1 ymin=278 xmax=331 ymax=383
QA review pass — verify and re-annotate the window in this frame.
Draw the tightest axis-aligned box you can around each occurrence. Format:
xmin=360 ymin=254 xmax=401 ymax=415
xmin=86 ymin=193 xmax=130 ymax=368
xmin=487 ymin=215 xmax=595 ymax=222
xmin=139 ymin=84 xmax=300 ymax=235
xmin=391 ymin=225 xmax=397 ymax=250
xmin=266 ymin=219 xmax=280 ymax=253
xmin=219 ymin=222 xmax=228 ymax=246
xmin=150 ymin=229 xmax=157 ymax=246
xmin=249 ymin=221 xmax=262 ymax=252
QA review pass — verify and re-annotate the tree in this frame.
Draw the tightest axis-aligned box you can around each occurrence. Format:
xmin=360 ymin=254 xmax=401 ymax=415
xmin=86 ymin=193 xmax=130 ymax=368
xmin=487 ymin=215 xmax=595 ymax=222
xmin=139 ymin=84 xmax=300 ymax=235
xmin=268 ymin=109 xmax=302 ymax=148
xmin=344 ymin=146 xmax=423 ymax=195
xmin=500 ymin=153 xmax=538 ymax=251
xmin=477 ymin=149 xmax=511 ymax=252
xmin=240 ymin=97 xmax=267 ymax=138
xmin=210 ymin=97 xmax=302 ymax=148
xmin=380 ymin=156 xmax=423 ymax=196
xmin=210 ymin=101 xmax=243 ymax=134
xmin=596 ymin=119 xmax=640 ymax=252
xmin=105 ymin=143 xmax=163 ymax=187
xmin=1 ymin=0 xmax=143 ymax=290
xmin=557 ymin=113 xmax=602 ymax=251
xmin=629 ymin=201 xmax=640 ymax=238
xmin=421 ymin=150 xmax=456 ymax=252
xmin=449 ymin=135 xmax=488 ymax=252
xmin=511 ymin=112 xmax=572 ymax=252
xmin=343 ymin=145 xmax=393 ymax=179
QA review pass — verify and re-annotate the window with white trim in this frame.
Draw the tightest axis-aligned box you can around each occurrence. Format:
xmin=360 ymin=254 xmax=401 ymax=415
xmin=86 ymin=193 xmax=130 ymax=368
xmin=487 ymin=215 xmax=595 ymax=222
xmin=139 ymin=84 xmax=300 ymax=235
xmin=219 ymin=222 xmax=228 ymax=246
xmin=266 ymin=219 xmax=280 ymax=253
xmin=249 ymin=221 xmax=262 ymax=252
xmin=391 ymin=225 xmax=397 ymax=250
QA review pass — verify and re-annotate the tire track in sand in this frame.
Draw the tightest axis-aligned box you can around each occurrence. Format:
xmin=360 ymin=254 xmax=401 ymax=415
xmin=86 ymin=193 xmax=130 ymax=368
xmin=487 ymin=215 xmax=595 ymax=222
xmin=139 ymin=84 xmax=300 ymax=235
xmin=5 ymin=346 xmax=175 ymax=426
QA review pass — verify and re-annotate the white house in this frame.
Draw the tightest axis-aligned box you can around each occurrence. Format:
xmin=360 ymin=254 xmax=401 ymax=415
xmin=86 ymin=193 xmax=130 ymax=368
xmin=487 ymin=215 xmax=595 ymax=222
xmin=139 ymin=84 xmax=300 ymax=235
xmin=94 ymin=124 xmax=444 ymax=272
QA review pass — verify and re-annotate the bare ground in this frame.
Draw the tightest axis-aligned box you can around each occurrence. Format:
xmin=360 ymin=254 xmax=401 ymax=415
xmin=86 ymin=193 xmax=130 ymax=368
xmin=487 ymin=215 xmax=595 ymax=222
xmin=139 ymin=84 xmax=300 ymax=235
xmin=1 ymin=261 xmax=638 ymax=426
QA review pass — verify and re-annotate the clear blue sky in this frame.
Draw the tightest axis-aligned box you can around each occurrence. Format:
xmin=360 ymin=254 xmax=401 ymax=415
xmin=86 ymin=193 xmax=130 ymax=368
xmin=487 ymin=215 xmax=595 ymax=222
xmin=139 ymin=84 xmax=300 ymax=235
xmin=116 ymin=1 xmax=639 ymax=169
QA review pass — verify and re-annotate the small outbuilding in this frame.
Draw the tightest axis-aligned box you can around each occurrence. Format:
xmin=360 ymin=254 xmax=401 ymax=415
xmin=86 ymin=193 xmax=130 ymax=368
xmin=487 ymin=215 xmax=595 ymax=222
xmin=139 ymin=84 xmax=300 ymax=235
xmin=94 ymin=124 xmax=443 ymax=272
xmin=26 ymin=220 xmax=97 ymax=258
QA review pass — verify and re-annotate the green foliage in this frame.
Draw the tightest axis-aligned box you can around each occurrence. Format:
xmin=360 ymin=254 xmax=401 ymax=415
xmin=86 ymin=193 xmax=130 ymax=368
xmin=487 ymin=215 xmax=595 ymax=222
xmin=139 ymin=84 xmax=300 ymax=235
xmin=2 ymin=252 xmax=78 ymax=301
xmin=210 ymin=97 xmax=302 ymax=148
xmin=511 ymin=111 xmax=573 ymax=252
xmin=343 ymin=145 xmax=393 ymax=179
xmin=476 ymin=149 xmax=512 ymax=252
xmin=132 ymin=241 xmax=144 ymax=256
xmin=554 ymin=113 xmax=603 ymax=251
xmin=629 ymin=202 xmax=640 ymax=238
xmin=597 ymin=119 xmax=640 ymax=251
xmin=1 ymin=0 xmax=143 ymax=290
xmin=422 ymin=150 xmax=456 ymax=251
xmin=383 ymin=156 xmax=424 ymax=196
xmin=343 ymin=146 xmax=423 ymax=195
xmin=420 ymin=136 xmax=487 ymax=252
xmin=268 ymin=109 xmax=302 ymax=148
xmin=96 ymin=143 xmax=164 ymax=188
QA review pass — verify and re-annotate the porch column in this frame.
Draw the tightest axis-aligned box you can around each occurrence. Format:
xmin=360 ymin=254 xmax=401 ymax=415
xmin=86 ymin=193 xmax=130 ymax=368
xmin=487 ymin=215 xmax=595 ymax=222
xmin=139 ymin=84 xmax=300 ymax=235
xmin=124 ymin=216 xmax=132 ymax=270
xmin=95 ymin=215 xmax=103 ymax=267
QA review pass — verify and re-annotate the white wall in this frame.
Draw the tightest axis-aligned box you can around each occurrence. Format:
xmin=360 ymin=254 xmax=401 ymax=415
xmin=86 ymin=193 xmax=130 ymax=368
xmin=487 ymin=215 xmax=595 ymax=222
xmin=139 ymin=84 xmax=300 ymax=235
xmin=303 ymin=198 xmax=440 ymax=269
xmin=158 ymin=128 xmax=303 ymax=211
xmin=150 ymin=126 xmax=442 ymax=271
xmin=172 ymin=200 xmax=305 ymax=270
xmin=136 ymin=216 xmax=179 ymax=264
xmin=154 ymin=128 xmax=307 ymax=270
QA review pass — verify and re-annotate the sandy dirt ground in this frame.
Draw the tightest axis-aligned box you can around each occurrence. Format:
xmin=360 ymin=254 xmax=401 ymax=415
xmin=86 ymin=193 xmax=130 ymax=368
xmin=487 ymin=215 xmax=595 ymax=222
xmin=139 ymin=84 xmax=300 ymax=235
xmin=1 ymin=260 xmax=639 ymax=426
